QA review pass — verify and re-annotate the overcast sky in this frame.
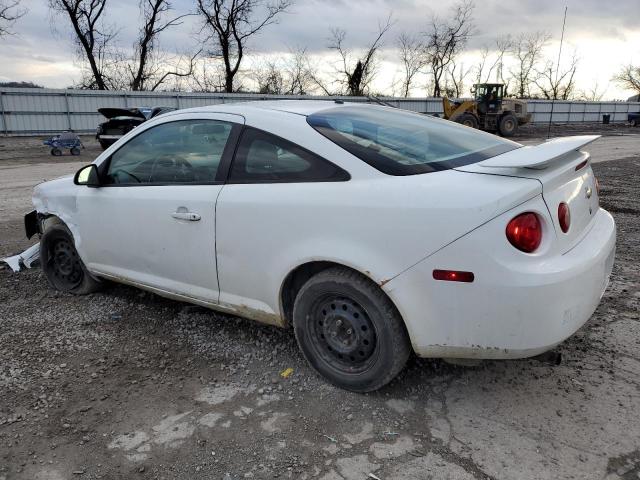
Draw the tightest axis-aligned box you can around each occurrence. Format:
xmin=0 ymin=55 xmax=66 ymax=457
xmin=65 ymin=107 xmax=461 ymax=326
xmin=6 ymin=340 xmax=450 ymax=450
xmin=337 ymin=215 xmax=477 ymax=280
xmin=1 ymin=0 xmax=639 ymax=98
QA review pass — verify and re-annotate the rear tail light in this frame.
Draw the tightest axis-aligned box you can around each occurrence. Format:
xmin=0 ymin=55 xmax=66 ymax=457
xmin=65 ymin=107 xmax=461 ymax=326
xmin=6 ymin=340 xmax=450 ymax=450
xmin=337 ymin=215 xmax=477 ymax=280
xmin=574 ymin=159 xmax=588 ymax=171
xmin=433 ymin=270 xmax=475 ymax=283
xmin=506 ymin=212 xmax=542 ymax=253
xmin=558 ymin=202 xmax=571 ymax=233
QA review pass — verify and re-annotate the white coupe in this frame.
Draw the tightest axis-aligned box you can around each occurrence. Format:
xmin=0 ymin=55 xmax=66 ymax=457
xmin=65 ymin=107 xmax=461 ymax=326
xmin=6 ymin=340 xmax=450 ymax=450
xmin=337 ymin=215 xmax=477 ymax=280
xmin=26 ymin=101 xmax=616 ymax=392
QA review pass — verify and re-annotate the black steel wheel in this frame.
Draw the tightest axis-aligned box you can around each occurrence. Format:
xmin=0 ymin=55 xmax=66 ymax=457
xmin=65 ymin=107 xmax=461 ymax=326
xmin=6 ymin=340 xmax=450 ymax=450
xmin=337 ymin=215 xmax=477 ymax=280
xmin=293 ymin=267 xmax=411 ymax=392
xmin=70 ymin=147 xmax=81 ymax=156
xmin=40 ymin=224 xmax=102 ymax=294
xmin=309 ymin=294 xmax=378 ymax=374
xmin=51 ymin=148 xmax=62 ymax=156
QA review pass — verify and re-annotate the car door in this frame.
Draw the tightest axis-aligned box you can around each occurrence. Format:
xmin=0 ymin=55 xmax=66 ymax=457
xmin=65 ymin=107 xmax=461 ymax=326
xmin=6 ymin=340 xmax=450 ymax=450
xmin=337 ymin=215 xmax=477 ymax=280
xmin=215 ymin=127 xmax=350 ymax=320
xmin=74 ymin=113 xmax=243 ymax=304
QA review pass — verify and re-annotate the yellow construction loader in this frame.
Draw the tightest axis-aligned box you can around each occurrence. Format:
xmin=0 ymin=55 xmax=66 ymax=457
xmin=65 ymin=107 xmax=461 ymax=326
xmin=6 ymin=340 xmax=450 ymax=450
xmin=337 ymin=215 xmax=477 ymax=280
xmin=442 ymin=83 xmax=531 ymax=137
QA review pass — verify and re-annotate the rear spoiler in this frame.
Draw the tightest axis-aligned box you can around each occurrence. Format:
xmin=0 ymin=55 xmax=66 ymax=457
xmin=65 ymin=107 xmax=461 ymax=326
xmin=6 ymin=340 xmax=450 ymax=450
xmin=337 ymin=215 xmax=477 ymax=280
xmin=479 ymin=135 xmax=600 ymax=169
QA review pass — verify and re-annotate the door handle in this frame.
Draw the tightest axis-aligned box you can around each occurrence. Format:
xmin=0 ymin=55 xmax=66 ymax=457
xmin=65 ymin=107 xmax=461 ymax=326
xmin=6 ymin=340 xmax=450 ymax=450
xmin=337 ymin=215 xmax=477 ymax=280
xmin=171 ymin=211 xmax=201 ymax=221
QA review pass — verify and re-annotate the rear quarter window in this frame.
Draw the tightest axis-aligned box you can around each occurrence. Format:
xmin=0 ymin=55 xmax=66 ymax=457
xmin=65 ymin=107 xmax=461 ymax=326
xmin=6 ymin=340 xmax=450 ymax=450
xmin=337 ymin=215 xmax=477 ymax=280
xmin=307 ymin=106 xmax=521 ymax=176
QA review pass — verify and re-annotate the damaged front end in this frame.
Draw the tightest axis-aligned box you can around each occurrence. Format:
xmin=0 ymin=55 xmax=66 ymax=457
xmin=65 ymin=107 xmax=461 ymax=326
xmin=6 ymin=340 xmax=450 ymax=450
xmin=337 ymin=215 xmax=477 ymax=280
xmin=2 ymin=243 xmax=40 ymax=272
xmin=1 ymin=210 xmax=43 ymax=272
xmin=24 ymin=209 xmax=41 ymax=239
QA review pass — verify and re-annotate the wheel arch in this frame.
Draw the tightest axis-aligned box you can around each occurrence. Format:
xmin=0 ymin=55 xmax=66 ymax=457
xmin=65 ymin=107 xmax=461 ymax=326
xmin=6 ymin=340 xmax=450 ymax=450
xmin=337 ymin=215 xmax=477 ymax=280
xmin=40 ymin=214 xmax=67 ymax=233
xmin=279 ymin=260 xmax=409 ymax=339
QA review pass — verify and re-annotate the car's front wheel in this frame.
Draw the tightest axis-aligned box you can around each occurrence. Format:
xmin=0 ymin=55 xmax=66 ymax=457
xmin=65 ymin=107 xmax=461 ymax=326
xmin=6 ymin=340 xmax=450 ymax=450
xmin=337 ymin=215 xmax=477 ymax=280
xmin=40 ymin=224 xmax=102 ymax=294
xmin=293 ymin=267 xmax=411 ymax=392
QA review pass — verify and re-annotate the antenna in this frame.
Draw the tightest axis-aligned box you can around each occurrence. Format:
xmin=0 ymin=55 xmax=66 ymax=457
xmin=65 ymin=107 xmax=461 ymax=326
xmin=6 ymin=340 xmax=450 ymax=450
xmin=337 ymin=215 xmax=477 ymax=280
xmin=547 ymin=6 xmax=568 ymax=139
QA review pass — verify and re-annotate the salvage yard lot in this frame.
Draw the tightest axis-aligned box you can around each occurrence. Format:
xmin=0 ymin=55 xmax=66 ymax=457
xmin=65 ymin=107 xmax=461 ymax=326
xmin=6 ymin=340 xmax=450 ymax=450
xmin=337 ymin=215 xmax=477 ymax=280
xmin=1 ymin=126 xmax=639 ymax=480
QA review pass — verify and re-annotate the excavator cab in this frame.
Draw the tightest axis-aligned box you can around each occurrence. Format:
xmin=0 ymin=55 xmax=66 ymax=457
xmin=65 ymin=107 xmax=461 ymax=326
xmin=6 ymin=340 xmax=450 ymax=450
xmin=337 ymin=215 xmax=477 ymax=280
xmin=474 ymin=83 xmax=504 ymax=114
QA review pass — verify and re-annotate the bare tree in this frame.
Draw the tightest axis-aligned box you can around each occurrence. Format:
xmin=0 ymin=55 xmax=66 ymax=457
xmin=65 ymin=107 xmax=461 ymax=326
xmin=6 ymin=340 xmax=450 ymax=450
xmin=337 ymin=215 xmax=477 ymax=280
xmin=472 ymin=46 xmax=492 ymax=85
xmin=473 ymin=37 xmax=510 ymax=84
xmin=534 ymin=51 xmax=579 ymax=100
xmin=191 ymin=58 xmax=227 ymax=92
xmin=326 ymin=16 xmax=393 ymax=96
xmin=579 ymin=81 xmax=607 ymax=101
xmin=251 ymin=58 xmax=284 ymax=93
xmin=423 ymin=0 xmax=474 ymax=97
xmin=128 ymin=0 xmax=196 ymax=91
xmin=282 ymin=47 xmax=314 ymax=95
xmin=509 ymin=31 xmax=549 ymax=98
xmin=196 ymin=0 xmax=292 ymax=93
xmin=0 ymin=0 xmax=26 ymax=36
xmin=397 ymin=32 xmax=426 ymax=97
xmin=446 ymin=59 xmax=470 ymax=97
xmin=613 ymin=64 xmax=640 ymax=96
xmin=494 ymin=35 xmax=512 ymax=93
xmin=49 ymin=0 xmax=116 ymax=90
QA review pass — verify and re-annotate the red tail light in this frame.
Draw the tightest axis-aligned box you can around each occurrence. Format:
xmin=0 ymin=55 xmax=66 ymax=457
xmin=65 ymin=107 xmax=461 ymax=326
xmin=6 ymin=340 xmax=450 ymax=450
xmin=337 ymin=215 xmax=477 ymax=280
xmin=558 ymin=202 xmax=571 ymax=233
xmin=506 ymin=213 xmax=542 ymax=253
xmin=574 ymin=159 xmax=588 ymax=171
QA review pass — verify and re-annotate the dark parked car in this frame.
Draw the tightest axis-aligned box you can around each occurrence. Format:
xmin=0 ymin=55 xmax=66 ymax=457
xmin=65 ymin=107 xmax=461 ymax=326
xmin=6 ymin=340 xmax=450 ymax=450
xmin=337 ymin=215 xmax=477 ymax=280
xmin=95 ymin=106 xmax=176 ymax=149
xmin=629 ymin=112 xmax=639 ymax=127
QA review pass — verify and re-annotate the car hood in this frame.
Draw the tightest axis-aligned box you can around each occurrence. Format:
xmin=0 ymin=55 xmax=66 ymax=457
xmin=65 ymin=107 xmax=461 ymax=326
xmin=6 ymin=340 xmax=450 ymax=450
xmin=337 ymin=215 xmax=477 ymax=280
xmin=98 ymin=108 xmax=147 ymax=120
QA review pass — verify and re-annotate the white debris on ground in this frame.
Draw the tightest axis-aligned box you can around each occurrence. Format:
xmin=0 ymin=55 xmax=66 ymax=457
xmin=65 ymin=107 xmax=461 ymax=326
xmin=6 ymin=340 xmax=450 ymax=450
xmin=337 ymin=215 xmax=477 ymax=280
xmin=2 ymin=243 xmax=40 ymax=272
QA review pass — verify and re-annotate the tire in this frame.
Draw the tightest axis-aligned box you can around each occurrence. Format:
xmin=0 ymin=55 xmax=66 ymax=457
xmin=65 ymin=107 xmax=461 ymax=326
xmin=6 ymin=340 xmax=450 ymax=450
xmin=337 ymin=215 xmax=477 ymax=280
xmin=293 ymin=267 xmax=411 ymax=392
xmin=98 ymin=140 xmax=110 ymax=150
xmin=40 ymin=224 xmax=102 ymax=295
xmin=51 ymin=148 xmax=62 ymax=156
xmin=70 ymin=147 xmax=81 ymax=156
xmin=457 ymin=113 xmax=479 ymax=129
xmin=498 ymin=113 xmax=518 ymax=137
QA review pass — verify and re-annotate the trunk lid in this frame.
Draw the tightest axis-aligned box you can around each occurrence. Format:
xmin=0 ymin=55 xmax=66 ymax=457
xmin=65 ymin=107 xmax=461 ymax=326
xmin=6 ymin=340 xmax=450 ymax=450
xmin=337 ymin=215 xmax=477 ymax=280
xmin=455 ymin=135 xmax=601 ymax=253
xmin=98 ymin=107 xmax=148 ymax=120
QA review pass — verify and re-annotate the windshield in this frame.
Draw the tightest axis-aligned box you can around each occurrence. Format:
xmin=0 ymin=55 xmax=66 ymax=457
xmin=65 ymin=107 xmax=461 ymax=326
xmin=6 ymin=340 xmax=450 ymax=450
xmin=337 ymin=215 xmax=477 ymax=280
xmin=307 ymin=106 xmax=521 ymax=175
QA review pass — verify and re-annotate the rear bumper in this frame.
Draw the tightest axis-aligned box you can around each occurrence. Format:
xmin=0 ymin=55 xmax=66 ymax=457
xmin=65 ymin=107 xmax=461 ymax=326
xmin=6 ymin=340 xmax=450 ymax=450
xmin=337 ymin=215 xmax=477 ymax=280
xmin=385 ymin=206 xmax=616 ymax=359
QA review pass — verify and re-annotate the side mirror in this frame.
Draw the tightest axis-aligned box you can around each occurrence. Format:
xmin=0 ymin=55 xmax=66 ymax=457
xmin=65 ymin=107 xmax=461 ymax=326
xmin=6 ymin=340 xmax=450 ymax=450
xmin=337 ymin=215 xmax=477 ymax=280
xmin=74 ymin=164 xmax=101 ymax=187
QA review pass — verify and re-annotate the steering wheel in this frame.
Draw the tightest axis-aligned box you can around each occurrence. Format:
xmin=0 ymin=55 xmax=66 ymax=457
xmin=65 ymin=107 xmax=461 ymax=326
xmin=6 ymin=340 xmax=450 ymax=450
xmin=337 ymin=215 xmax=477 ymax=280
xmin=150 ymin=155 xmax=194 ymax=182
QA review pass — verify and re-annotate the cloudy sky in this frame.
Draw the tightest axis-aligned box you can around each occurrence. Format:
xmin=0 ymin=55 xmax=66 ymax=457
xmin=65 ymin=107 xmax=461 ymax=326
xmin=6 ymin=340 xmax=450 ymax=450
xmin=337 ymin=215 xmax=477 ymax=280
xmin=1 ymin=0 xmax=639 ymax=99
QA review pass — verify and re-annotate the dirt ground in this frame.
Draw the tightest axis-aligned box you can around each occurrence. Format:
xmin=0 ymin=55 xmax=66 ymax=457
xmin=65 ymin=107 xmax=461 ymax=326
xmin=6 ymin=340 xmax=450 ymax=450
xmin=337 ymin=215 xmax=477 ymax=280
xmin=0 ymin=125 xmax=639 ymax=480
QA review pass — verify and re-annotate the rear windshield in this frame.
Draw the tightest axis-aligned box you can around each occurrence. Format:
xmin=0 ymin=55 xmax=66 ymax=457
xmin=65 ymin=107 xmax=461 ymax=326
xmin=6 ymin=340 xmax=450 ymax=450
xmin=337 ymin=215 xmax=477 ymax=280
xmin=307 ymin=106 xmax=521 ymax=175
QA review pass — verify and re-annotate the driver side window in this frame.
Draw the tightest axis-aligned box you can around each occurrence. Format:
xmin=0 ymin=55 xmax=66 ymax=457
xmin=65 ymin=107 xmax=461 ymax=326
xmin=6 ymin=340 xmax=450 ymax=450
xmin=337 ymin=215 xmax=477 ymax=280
xmin=105 ymin=119 xmax=233 ymax=185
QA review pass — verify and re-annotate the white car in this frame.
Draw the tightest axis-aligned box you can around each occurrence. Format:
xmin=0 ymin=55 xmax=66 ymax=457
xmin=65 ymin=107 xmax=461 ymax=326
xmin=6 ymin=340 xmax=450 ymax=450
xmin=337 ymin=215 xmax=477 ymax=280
xmin=26 ymin=101 xmax=616 ymax=392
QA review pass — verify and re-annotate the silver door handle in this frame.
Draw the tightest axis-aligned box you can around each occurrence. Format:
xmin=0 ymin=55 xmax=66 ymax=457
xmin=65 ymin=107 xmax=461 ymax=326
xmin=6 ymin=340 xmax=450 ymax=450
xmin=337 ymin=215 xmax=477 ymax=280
xmin=171 ymin=211 xmax=201 ymax=221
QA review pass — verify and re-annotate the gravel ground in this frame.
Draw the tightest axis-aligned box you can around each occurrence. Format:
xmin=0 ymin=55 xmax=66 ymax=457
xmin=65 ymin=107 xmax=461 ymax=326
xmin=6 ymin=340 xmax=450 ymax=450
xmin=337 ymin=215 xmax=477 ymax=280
xmin=0 ymin=127 xmax=639 ymax=480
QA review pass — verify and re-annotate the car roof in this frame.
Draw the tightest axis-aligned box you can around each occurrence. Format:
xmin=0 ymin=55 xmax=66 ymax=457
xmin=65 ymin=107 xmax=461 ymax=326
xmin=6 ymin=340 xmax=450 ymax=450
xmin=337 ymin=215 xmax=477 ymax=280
xmin=166 ymin=100 xmax=379 ymax=119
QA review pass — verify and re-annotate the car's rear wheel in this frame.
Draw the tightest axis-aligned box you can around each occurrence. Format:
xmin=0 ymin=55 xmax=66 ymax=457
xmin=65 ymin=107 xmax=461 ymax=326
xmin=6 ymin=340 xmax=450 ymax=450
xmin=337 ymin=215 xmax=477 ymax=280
xmin=40 ymin=224 xmax=102 ymax=294
xmin=70 ymin=147 xmax=81 ymax=156
xmin=293 ymin=267 xmax=411 ymax=392
xmin=51 ymin=148 xmax=62 ymax=156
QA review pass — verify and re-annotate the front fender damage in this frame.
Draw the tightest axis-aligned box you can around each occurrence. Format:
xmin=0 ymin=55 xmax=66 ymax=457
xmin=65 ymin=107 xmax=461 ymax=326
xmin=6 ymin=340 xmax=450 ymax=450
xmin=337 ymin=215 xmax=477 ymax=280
xmin=3 ymin=176 xmax=80 ymax=273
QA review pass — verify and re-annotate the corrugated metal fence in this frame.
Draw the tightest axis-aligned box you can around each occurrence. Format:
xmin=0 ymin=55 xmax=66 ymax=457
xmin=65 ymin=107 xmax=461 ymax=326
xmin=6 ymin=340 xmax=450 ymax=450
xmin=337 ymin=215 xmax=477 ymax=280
xmin=1 ymin=86 xmax=639 ymax=135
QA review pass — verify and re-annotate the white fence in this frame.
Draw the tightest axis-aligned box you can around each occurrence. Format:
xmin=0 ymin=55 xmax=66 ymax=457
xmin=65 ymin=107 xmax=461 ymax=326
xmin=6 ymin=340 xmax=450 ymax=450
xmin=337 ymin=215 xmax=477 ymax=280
xmin=1 ymin=86 xmax=639 ymax=135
